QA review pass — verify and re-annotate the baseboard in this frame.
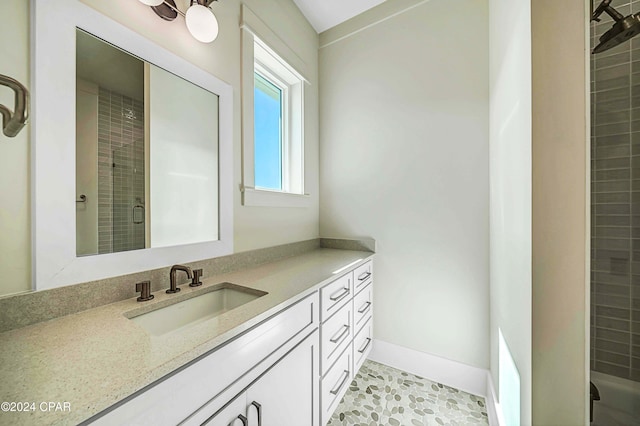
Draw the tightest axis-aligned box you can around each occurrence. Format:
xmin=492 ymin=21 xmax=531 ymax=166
xmin=368 ymin=339 xmax=503 ymax=426
xmin=485 ymin=371 xmax=505 ymax=426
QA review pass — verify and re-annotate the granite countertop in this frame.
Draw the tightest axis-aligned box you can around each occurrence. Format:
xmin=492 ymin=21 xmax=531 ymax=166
xmin=0 ymin=248 xmax=373 ymax=425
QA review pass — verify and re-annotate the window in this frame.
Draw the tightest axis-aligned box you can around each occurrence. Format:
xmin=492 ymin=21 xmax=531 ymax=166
xmin=241 ymin=16 xmax=309 ymax=207
xmin=254 ymin=70 xmax=283 ymax=190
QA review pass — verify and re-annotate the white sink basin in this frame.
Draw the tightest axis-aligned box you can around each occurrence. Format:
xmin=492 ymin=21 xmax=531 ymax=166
xmin=129 ymin=283 xmax=267 ymax=336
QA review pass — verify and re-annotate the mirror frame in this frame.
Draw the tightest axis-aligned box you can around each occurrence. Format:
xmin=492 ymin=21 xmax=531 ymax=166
xmin=31 ymin=0 xmax=233 ymax=290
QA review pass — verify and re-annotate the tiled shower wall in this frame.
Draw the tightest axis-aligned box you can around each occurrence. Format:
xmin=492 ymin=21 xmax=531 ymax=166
xmin=591 ymin=1 xmax=640 ymax=382
xmin=97 ymin=87 xmax=145 ymax=254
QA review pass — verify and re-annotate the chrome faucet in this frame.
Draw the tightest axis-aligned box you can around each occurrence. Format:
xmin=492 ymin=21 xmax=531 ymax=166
xmin=167 ymin=265 xmax=193 ymax=294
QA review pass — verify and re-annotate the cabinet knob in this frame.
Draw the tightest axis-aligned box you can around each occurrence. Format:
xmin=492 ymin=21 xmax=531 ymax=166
xmin=329 ymin=287 xmax=349 ymax=302
xmin=329 ymin=324 xmax=350 ymax=344
xmin=358 ymin=301 xmax=372 ymax=314
xmin=251 ymin=401 xmax=262 ymax=426
xmin=330 ymin=370 xmax=350 ymax=395
xmin=357 ymin=271 xmax=371 ymax=281
xmin=230 ymin=414 xmax=247 ymax=426
xmin=358 ymin=337 xmax=372 ymax=354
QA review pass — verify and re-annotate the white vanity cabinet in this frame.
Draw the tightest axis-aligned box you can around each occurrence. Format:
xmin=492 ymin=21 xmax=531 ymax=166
xmin=319 ymin=259 xmax=374 ymax=425
xmin=202 ymin=330 xmax=318 ymax=426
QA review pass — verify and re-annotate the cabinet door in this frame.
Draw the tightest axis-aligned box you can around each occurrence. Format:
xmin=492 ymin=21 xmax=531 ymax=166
xmin=202 ymin=392 xmax=248 ymax=426
xmin=245 ymin=330 xmax=319 ymax=426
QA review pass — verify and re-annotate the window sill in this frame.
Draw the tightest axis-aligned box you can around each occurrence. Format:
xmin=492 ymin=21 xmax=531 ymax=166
xmin=241 ymin=186 xmax=311 ymax=208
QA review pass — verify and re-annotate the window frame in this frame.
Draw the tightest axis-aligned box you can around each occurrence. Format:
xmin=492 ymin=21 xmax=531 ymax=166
xmin=241 ymin=7 xmax=309 ymax=208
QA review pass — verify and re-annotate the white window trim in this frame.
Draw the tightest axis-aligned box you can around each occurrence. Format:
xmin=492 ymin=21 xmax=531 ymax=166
xmin=241 ymin=5 xmax=310 ymax=208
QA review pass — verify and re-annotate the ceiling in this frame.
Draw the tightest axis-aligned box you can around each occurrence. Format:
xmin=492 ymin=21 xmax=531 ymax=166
xmin=76 ymin=30 xmax=144 ymax=101
xmin=293 ymin=0 xmax=387 ymax=33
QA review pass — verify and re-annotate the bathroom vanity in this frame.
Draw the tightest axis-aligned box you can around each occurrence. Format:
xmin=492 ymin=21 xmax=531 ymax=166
xmin=92 ymin=257 xmax=375 ymax=426
xmin=0 ymin=246 xmax=374 ymax=425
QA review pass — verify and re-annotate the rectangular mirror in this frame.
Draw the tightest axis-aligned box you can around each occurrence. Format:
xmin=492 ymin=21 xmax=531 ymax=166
xmin=75 ymin=30 xmax=219 ymax=256
xmin=32 ymin=0 xmax=233 ymax=290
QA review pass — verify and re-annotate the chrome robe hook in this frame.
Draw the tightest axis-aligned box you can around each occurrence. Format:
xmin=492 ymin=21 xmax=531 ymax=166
xmin=0 ymin=74 xmax=29 ymax=138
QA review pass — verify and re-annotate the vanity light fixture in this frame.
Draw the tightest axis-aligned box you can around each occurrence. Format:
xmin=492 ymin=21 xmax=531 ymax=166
xmin=139 ymin=0 xmax=220 ymax=43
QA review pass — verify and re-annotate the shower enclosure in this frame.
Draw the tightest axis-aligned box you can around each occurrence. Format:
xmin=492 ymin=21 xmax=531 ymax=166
xmin=103 ymin=90 xmax=146 ymax=254
xmin=590 ymin=1 xmax=640 ymax=424
xmin=76 ymin=86 xmax=146 ymax=256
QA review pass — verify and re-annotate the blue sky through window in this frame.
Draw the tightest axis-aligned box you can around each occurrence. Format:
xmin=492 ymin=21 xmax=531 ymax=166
xmin=254 ymin=72 xmax=282 ymax=190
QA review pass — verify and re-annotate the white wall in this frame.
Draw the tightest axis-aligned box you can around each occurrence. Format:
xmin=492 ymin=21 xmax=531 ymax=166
xmin=488 ymin=0 xmax=532 ymax=424
xmin=149 ymin=64 xmax=219 ymax=248
xmin=319 ymin=0 xmax=490 ymax=369
xmin=0 ymin=0 xmax=31 ymax=295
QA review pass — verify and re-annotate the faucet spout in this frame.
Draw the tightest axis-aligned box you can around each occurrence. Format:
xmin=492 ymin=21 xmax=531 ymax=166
xmin=167 ymin=265 xmax=193 ymax=294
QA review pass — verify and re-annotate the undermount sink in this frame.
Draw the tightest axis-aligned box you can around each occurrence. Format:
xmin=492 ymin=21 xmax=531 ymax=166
xmin=129 ymin=283 xmax=267 ymax=336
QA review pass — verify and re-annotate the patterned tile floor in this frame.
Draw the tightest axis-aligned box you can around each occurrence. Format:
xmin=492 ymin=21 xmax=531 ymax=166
xmin=327 ymin=360 xmax=489 ymax=426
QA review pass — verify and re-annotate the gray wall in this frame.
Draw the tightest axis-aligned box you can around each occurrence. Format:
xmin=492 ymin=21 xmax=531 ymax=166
xmin=591 ymin=1 xmax=640 ymax=383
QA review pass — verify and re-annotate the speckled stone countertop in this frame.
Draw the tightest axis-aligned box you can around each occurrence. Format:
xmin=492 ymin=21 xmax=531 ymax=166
xmin=0 ymin=248 xmax=373 ymax=426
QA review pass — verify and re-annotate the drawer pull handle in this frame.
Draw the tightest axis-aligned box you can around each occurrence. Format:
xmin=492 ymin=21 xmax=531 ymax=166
xmin=357 ymin=301 xmax=371 ymax=314
xmin=251 ymin=401 xmax=262 ymax=426
xmin=329 ymin=287 xmax=349 ymax=302
xmin=330 ymin=370 xmax=350 ymax=395
xmin=230 ymin=414 xmax=247 ymax=426
xmin=330 ymin=324 xmax=350 ymax=343
xmin=357 ymin=271 xmax=371 ymax=281
xmin=358 ymin=337 xmax=372 ymax=353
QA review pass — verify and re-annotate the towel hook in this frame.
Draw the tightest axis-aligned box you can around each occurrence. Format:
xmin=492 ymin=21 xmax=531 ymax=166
xmin=0 ymin=74 xmax=29 ymax=138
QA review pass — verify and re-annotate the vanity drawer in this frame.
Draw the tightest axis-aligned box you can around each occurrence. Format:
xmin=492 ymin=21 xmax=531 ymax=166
xmin=353 ymin=317 xmax=372 ymax=374
xmin=353 ymin=283 xmax=372 ymax=333
xmin=321 ymin=300 xmax=352 ymax=375
xmin=320 ymin=272 xmax=352 ymax=322
xmin=321 ymin=344 xmax=352 ymax=425
xmin=353 ymin=261 xmax=373 ymax=294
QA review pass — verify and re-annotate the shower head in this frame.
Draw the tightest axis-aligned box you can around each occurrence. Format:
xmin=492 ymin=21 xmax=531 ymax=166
xmin=592 ymin=0 xmax=640 ymax=54
xmin=593 ymin=13 xmax=640 ymax=53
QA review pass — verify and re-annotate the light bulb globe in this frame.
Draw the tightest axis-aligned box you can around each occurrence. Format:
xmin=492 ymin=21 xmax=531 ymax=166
xmin=138 ymin=0 xmax=164 ymax=6
xmin=185 ymin=5 xmax=219 ymax=43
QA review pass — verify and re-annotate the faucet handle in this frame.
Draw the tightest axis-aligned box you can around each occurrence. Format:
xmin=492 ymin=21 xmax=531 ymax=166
xmin=190 ymin=269 xmax=203 ymax=287
xmin=136 ymin=281 xmax=154 ymax=302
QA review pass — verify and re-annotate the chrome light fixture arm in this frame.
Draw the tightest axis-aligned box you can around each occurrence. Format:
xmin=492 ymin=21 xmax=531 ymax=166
xmin=149 ymin=0 xmax=218 ymax=20
xmin=141 ymin=0 xmax=221 ymax=43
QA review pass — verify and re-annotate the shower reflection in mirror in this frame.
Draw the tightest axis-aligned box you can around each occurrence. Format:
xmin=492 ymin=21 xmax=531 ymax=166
xmin=76 ymin=29 xmax=145 ymax=256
